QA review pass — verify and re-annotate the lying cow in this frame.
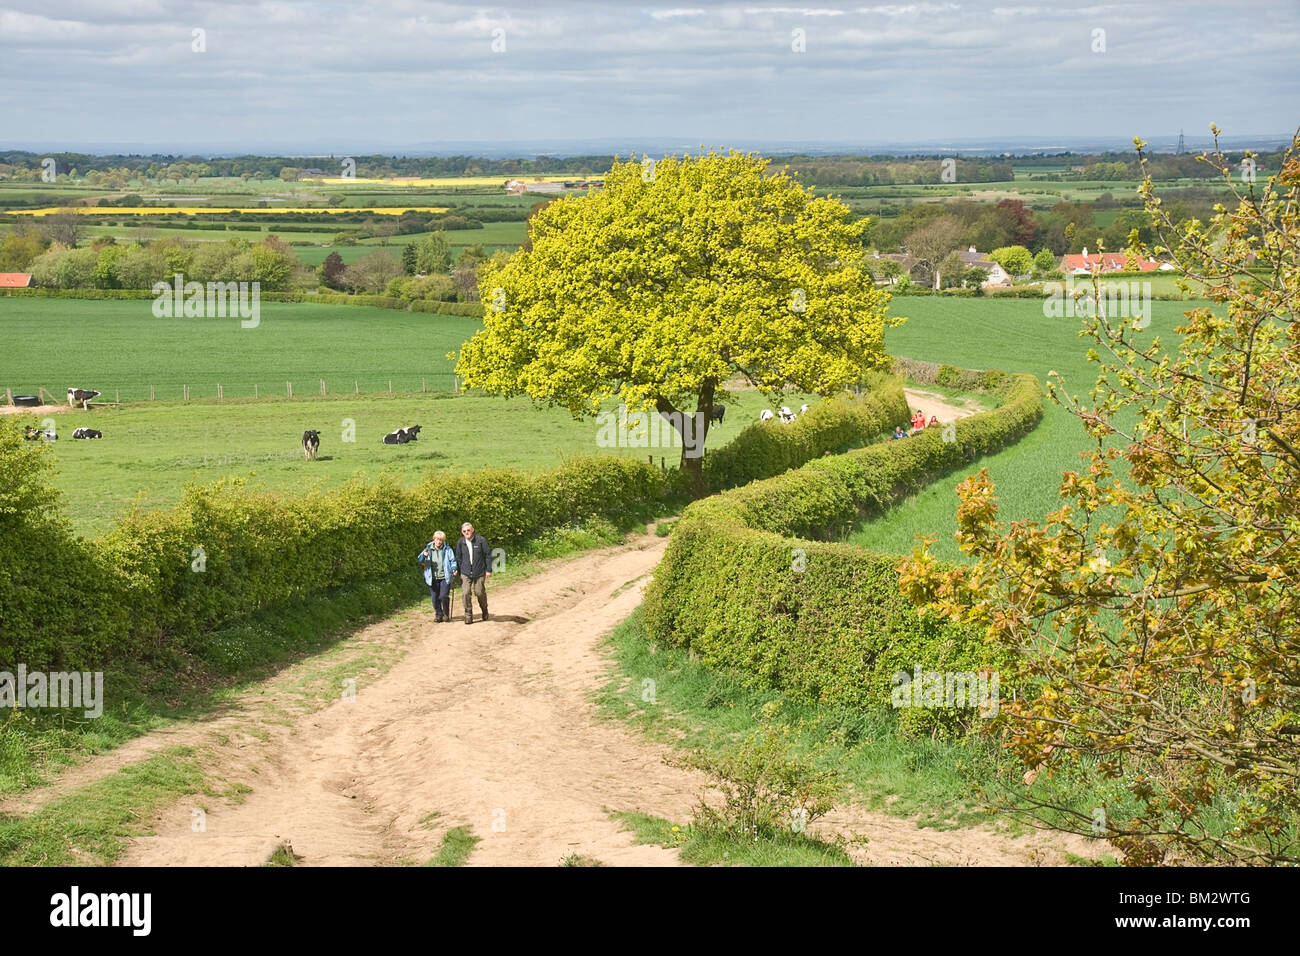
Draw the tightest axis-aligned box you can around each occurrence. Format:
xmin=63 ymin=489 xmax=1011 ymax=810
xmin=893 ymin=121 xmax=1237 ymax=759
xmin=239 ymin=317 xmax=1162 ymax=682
xmin=778 ymin=406 xmax=796 ymax=423
xmin=800 ymin=404 xmax=810 ymax=415
xmin=24 ymin=425 xmax=55 ymax=441
xmin=302 ymin=430 xmax=321 ymax=460
xmin=68 ymin=388 xmax=101 ymax=410
xmin=72 ymin=427 xmax=103 ymax=440
xmin=759 ymin=409 xmax=774 ymax=422
xmin=381 ymin=425 xmax=421 ymax=445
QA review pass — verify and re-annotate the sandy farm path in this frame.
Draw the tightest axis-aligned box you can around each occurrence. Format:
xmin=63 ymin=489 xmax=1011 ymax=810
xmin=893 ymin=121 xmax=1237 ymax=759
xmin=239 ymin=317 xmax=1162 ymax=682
xmin=11 ymin=532 xmax=1100 ymax=867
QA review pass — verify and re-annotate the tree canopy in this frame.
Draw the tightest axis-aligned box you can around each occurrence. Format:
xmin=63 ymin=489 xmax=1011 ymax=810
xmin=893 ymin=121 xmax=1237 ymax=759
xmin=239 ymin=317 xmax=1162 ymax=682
xmin=455 ymin=150 xmax=897 ymax=478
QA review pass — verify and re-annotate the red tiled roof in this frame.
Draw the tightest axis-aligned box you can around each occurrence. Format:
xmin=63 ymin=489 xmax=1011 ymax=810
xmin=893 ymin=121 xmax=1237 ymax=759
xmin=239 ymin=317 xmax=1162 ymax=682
xmin=1059 ymin=253 xmax=1158 ymax=272
xmin=0 ymin=273 xmax=33 ymax=287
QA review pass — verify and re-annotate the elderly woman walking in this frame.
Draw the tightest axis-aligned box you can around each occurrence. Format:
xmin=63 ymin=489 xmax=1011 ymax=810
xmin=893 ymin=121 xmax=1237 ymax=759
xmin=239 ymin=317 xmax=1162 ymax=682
xmin=418 ymin=530 xmax=458 ymax=622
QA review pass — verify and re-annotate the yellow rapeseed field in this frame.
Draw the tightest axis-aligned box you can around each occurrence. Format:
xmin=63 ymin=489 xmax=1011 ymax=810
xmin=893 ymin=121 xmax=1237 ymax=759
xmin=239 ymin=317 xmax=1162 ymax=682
xmin=306 ymin=176 xmax=584 ymax=188
xmin=16 ymin=206 xmax=449 ymax=216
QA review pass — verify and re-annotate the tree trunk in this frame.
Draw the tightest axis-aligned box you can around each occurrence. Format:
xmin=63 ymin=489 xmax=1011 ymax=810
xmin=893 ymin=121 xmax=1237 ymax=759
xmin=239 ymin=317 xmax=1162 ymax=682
xmin=656 ymin=379 xmax=715 ymax=496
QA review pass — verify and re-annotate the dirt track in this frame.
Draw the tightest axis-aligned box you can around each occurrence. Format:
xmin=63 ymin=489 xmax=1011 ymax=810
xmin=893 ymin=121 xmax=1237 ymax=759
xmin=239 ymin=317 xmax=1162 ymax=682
xmin=12 ymin=533 xmax=1100 ymax=866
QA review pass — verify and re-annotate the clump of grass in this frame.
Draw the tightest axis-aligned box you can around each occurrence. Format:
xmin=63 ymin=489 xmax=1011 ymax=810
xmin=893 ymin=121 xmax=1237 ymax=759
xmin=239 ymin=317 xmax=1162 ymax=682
xmin=559 ymin=853 xmax=605 ymax=867
xmin=425 ymin=826 xmax=480 ymax=867
xmin=263 ymin=843 xmax=297 ymax=867
xmin=611 ymin=811 xmax=855 ymax=867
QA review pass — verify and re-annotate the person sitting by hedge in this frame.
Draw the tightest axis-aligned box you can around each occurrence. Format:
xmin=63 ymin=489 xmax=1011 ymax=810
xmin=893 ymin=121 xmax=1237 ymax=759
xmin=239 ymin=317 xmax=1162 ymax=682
xmin=929 ymin=415 xmax=940 ymax=428
xmin=418 ymin=530 xmax=458 ymax=622
xmin=893 ymin=425 xmax=908 ymax=440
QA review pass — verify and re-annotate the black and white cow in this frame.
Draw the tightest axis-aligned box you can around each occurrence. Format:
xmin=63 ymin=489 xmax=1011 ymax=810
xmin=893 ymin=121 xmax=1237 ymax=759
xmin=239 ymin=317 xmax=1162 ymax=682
xmin=302 ymin=430 xmax=321 ymax=460
xmin=23 ymin=425 xmax=42 ymax=441
xmin=381 ymin=425 xmax=421 ymax=445
xmin=710 ymin=405 xmax=725 ymax=424
xmin=759 ymin=409 xmax=774 ymax=422
xmin=68 ymin=388 xmax=101 ymax=410
xmin=72 ymin=427 xmax=103 ymax=440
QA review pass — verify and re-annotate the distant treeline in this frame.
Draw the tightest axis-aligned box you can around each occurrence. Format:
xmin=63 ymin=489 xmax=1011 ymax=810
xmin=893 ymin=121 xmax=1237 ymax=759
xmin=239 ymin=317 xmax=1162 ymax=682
xmin=2 ymin=146 xmax=1285 ymax=189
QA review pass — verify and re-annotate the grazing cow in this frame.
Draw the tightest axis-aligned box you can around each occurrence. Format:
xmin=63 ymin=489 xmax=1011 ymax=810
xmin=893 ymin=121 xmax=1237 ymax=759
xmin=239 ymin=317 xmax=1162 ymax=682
xmin=72 ymin=427 xmax=103 ymax=440
xmin=302 ymin=430 xmax=321 ymax=460
xmin=759 ymin=409 xmax=774 ymax=422
xmin=67 ymin=388 xmax=101 ymax=410
xmin=710 ymin=406 xmax=725 ymax=425
xmin=778 ymin=406 xmax=795 ymax=424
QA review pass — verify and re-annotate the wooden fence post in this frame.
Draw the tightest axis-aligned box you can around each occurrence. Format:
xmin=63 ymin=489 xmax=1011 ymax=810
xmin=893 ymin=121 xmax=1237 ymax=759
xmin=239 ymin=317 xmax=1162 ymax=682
xmin=389 ymin=380 xmax=393 ymax=395
xmin=217 ymin=384 xmax=223 ymax=401
xmin=5 ymin=388 xmax=12 ymax=406
xmin=355 ymin=380 xmax=359 ymax=394
xmin=422 ymin=377 xmax=426 ymax=392
xmin=286 ymin=381 xmax=292 ymax=398
xmin=320 ymin=379 xmax=326 ymax=396
xmin=116 ymin=388 xmax=120 ymax=403
xmin=150 ymin=385 xmax=155 ymax=401
xmin=254 ymin=384 xmax=258 ymax=399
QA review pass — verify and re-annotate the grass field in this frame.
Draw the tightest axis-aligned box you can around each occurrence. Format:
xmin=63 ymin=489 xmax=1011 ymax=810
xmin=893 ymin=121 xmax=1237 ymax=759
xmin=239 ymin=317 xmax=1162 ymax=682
xmin=0 ymin=298 xmax=479 ymax=400
xmin=849 ymin=294 xmax=1205 ymax=560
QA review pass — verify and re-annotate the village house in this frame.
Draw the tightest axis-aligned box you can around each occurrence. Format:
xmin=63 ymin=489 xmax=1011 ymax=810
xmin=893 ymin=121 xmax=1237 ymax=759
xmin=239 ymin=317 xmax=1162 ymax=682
xmin=1059 ymin=247 xmax=1170 ymax=274
xmin=0 ymin=273 xmax=33 ymax=289
xmin=956 ymin=246 xmax=1011 ymax=288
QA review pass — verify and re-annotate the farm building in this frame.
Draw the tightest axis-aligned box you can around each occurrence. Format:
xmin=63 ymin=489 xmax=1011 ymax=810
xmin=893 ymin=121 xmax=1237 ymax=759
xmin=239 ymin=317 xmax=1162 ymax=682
xmin=0 ymin=273 xmax=33 ymax=288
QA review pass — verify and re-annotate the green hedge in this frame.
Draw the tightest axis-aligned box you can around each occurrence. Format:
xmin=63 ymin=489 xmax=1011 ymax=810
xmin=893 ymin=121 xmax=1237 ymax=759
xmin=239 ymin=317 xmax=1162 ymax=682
xmin=0 ymin=288 xmax=483 ymax=317
xmin=0 ymin=440 xmax=664 ymax=672
xmin=700 ymin=373 xmax=907 ymax=492
xmin=641 ymin=369 xmax=1042 ymax=734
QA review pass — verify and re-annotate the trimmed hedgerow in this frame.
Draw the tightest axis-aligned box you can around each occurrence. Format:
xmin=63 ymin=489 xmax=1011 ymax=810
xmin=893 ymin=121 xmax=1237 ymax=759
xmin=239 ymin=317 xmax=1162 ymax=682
xmin=700 ymin=373 xmax=908 ymax=493
xmin=641 ymin=369 xmax=1042 ymax=735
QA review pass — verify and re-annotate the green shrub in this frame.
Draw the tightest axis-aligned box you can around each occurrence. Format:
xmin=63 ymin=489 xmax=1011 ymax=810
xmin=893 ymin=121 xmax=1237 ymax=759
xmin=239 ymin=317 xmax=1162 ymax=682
xmin=667 ymin=724 xmax=843 ymax=837
xmin=701 ymin=374 xmax=906 ymax=492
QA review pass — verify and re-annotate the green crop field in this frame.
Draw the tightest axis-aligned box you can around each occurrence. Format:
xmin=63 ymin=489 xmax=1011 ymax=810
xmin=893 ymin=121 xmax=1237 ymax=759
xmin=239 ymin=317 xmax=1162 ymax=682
xmin=849 ymin=294 xmax=1208 ymax=561
xmin=0 ymin=298 xmax=480 ymax=401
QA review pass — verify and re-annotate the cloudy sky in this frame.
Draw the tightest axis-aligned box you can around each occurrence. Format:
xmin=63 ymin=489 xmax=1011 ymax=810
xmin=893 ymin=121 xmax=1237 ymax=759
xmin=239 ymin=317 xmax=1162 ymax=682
xmin=1 ymin=0 xmax=1296 ymax=154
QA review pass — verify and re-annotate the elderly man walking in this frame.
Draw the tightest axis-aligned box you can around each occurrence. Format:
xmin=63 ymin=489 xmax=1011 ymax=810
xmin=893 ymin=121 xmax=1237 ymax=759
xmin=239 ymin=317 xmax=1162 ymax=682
xmin=455 ymin=521 xmax=492 ymax=624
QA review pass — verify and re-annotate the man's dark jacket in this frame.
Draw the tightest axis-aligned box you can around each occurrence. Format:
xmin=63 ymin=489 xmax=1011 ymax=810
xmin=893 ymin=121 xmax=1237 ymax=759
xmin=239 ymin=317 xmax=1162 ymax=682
xmin=456 ymin=532 xmax=491 ymax=578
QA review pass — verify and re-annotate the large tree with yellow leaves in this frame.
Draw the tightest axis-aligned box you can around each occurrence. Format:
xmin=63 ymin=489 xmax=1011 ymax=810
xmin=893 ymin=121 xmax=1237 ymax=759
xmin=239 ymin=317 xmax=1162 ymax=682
xmin=455 ymin=151 xmax=894 ymax=485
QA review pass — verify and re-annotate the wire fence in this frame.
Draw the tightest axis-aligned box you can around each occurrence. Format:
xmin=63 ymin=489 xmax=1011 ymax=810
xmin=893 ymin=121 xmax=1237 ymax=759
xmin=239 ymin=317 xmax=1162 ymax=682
xmin=4 ymin=375 xmax=462 ymax=406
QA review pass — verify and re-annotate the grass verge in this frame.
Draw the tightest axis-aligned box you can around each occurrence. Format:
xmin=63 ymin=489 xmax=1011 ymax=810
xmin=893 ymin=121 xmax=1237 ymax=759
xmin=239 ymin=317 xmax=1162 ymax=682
xmin=0 ymin=748 xmax=204 ymax=866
